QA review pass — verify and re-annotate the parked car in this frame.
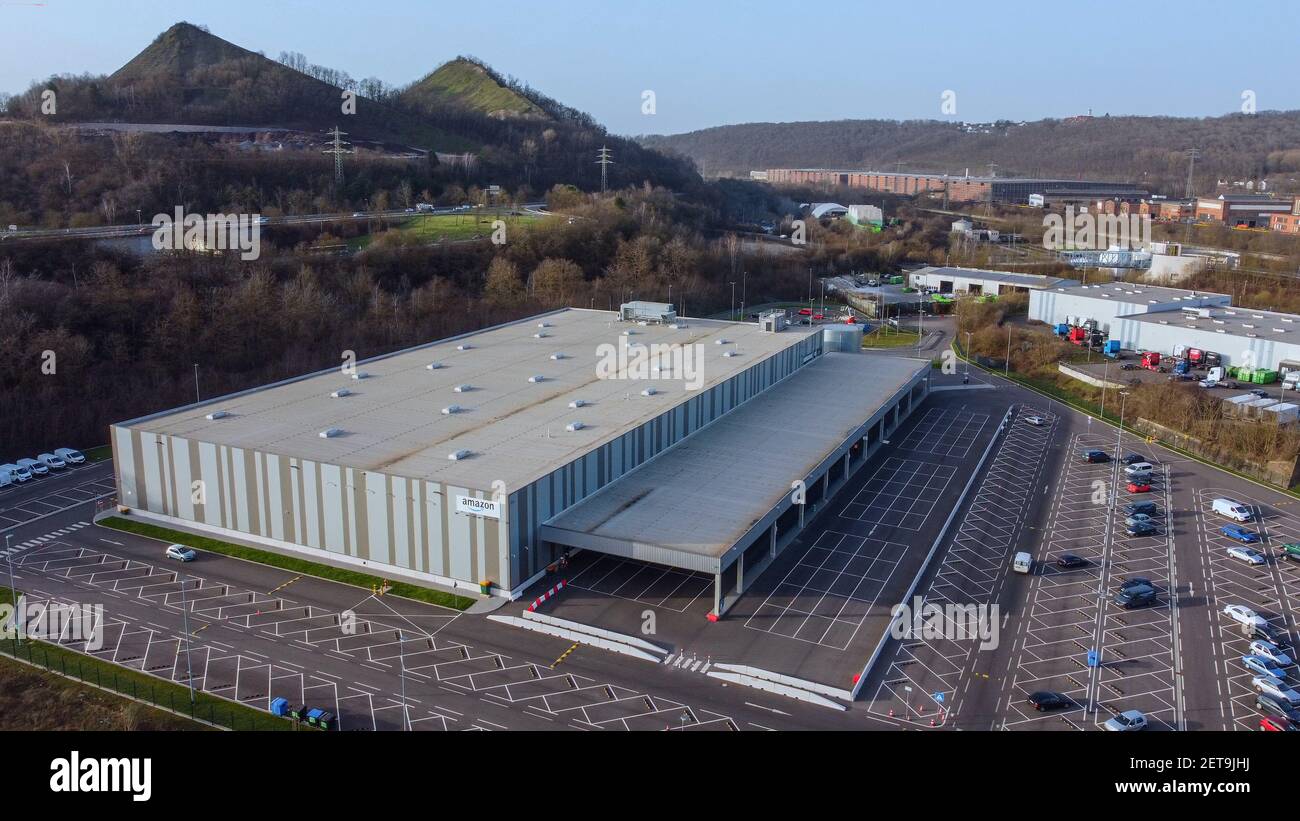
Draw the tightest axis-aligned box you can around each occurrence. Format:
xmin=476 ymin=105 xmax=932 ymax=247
xmin=16 ymin=457 xmax=47 ymax=476
xmin=1115 ymin=584 xmax=1157 ymax=608
xmin=1212 ymin=497 xmax=1252 ymax=522
xmin=1256 ymin=692 xmax=1300 ymax=725
xmin=1250 ymin=389 xmax=1271 ymax=398
xmin=1280 ymin=543 xmax=1300 ymax=563
xmin=0 ymin=463 xmax=31 ymax=483
xmin=36 ymin=452 xmax=66 ymax=471
xmin=1125 ymin=513 xmax=1154 ymax=527
xmin=1260 ymin=715 xmax=1298 ymax=731
xmin=1246 ymin=622 xmax=1288 ymax=647
xmin=1118 ymin=577 xmax=1153 ymax=593
xmin=1126 ymin=480 xmax=1152 ymax=494
xmin=1023 ymin=415 xmax=1045 ymax=426
xmin=1027 ymin=691 xmax=1072 ymax=711
xmin=1224 ymin=604 xmax=1269 ymax=629
xmin=1227 ymin=545 xmax=1267 ymax=565
xmin=164 ymin=544 xmax=197 ymax=562
xmin=1127 ymin=522 xmax=1159 ymax=537
xmin=1123 ymin=462 xmax=1154 ymax=478
xmin=1055 ymin=554 xmax=1088 ymax=569
xmin=1253 ymin=675 xmax=1300 ymax=704
xmin=1103 ymin=710 xmax=1148 ymax=731
xmin=53 ymin=447 xmax=85 ymax=464
xmin=1123 ymin=501 xmax=1158 ymax=517
xmin=1120 ymin=453 xmax=1147 ymax=465
xmin=1242 ymin=655 xmax=1288 ymax=680
xmin=1249 ymin=640 xmax=1292 ymax=667
xmin=1081 ymin=449 xmax=1109 ymax=463
xmin=1221 ymin=525 xmax=1261 ymax=544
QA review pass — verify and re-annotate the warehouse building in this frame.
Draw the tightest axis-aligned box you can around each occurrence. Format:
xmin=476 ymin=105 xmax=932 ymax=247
xmin=1028 ymin=282 xmax=1300 ymax=371
xmin=111 ymin=307 xmax=930 ymax=615
xmin=1195 ymin=194 xmax=1294 ymax=227
xmin=765 ymin=168 xmax=1145 ymax=205
xmin=909 ymin=266 xmax=1077 ymax=296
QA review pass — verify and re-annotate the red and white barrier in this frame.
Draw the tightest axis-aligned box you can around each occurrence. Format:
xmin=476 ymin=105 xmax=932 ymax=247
xmin=527 ymin=580 xmax=566 ymax=611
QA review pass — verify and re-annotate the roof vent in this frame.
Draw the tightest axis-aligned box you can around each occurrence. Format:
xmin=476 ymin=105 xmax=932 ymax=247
xmin=723 ymin=351 xmax=738 ymax=358
xmin=319 ymin=428 xmax=343 ymax=439
xmin=441 ymin=405 xmax=461 ymax=415
xmin=205 ymin=410 xmax=230 ymax=420
xmin=448 ymin=449 xmax=472 ymax=461
xmin=426 ymin=362 xmax=444 ymax=370
xmin=351 ymin=371 xmax=370 ymax=380
xmin=453 ymin=384 xmax=473 ymax=393
xmin=621 ymin=330 xmax=635 ymax=336
xmin=565 ymin=421 xmax=585 ymax=432
xmin=715 ymin=338 xmax=729 ymax=345
xmin=537 ymin=321 xmax=552 ymax=328
xmin=534 ymin=332 xmax=549 ymax=339
xmin=550 ymin=352 xmax=567 ymax=360
xmin=330 ymin=389 xmax=352 ymax=398
xmin=569 ymin=399 xmax=588 ymax=408
xmin=1158 ymin=320 xmax=1169 ymax=325
xmin=641 ymin=387 xmax=658 ymax=397
xmin=528 ymin=375 xmax=546 ymax=383
xmin=457 ymin=344 xmax=472 ymax=351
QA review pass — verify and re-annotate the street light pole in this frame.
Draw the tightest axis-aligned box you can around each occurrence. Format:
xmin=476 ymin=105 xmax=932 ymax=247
xmin=1005 ymin=325 xmax=1012 ymax=377
xmin=193 ymin=363 xmax=200 ymax=404
xmin=965 ymin=331 xmax=972 ymax=383
xmin=5 ymin=534 xmax=17 ymax=652
xmin=729 ymin=281 xmax=736 ymax=320
xmin=399 ymin=629 xmax=409 ymax=731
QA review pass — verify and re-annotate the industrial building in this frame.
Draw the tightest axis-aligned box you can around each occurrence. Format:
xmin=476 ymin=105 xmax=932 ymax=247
xmin=765 ymin=168 xmax=1146 ymax=205
xmin=111 ymin=307 xmax=930 ymax=615
xmin=1029 ymin=282 xmax=1300 ymax=372
xmin=909 ymin=266 xmax=1077 ymax=296
xmin=1194 ymin=194 xmax=1294 ymax=227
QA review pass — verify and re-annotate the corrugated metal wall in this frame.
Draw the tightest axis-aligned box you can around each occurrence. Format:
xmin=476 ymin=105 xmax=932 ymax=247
xmin=111 ymin=426 xmax=506 ymax=591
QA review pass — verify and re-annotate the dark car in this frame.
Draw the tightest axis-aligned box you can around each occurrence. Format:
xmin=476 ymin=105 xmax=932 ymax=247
xmin=1245 ymin=622 xmax=1288 ymax=647
xmin=1118 ymin=577 xmax=1153 ymax=592
xmin=1250 ymin=390 xmax=1271 ymax=399
xmin=1115 ymin=584 xmax=1157 ymax=608
xmin=1082 ymin=450 xmax=1109 ymax=463
xmin=1256 ymin=693 xmax=1300 ymax=725
xmin=1124 ymin=501 xmax=1158 ymax=517
xmin=1056 ymin=554 xmax=1089 ymax=569
xmin=1027 ymin=691 xmax=1072 ymax=712
xmin=1127 ymin=522 xmax=1159 ymax=537
xmin=1121 ymin=453 xmax=1147 ymax=465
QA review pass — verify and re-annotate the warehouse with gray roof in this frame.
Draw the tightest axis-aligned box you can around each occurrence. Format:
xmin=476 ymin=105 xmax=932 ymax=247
xmin=112 ymin=306 xmax=931 ymax=614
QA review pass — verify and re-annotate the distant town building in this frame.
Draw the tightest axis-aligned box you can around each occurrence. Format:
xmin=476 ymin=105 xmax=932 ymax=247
xmin=764 ymin=167 xmax=1144 ymax=205
xmin=1194 ymin=194 xmax=1293 ymax=228
xmin=1270 ymin=199 xmax=1300 ymax=233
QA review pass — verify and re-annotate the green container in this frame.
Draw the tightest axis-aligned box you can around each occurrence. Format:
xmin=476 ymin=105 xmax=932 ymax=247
xmin=1257 ymin=369 xmax=1277 ymax=384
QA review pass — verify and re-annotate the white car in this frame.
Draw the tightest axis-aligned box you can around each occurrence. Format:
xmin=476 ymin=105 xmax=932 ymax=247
xmin=0 ymin=463 xmax=31 ymax=483
xmin=1253 ymin=675 xmax=1300 ymax=705
xmin=1250 ymin=640 xmax=1293 ymax=668
xmin=1227 ymin=546 xmax=1267 ymax=566
xmin=36 ymin=452 xmax=67 ymax=470
xmin=54 ymin=447 xmax=85 ymax=464
xmin=1223 ymin=604 xmax=1269 ymax=629
xmin=1103 ymin=709 xmax=1147 ymax=731
xmin=164 ymin=544 xmax=197 ymax=562
xmin=1023 ymin=415 xmax=1045 ymax=426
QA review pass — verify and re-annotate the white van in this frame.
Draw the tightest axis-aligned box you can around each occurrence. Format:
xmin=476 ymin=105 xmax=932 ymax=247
xmin=0 ymin=463 xmax=32 ymax=482
xmin=1212 ymin=498 xmax=1251 ymax=522
xmin=37 ymin=453 xmax=67 ymax=471
xmin=1013 ymin=552 xmax=1033 ymax=574
xmin=1124 ymin=462 xmax=1154 ymax=478
xmin=16 ymin=457 xmax=47 ymax=476
xmin=0 ymin=472 xmax=11 ymax=489
xmin=54 ymin=448 xmax=86 ymax=464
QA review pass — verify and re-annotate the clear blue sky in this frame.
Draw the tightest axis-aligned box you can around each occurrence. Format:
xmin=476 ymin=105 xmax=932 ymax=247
xmin=3 ymin=0 xmax=1298 ymax=135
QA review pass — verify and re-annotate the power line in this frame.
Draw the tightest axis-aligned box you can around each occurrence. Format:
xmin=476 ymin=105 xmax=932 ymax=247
xmin=596 ymin=145 xmax=613 ymax=194
xmin=322 ymin=126 xmax=353 ymax=187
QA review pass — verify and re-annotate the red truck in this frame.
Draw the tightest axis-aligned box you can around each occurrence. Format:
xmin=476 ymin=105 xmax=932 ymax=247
xmin=1141 ymin=351 xmax=1161 ymax=371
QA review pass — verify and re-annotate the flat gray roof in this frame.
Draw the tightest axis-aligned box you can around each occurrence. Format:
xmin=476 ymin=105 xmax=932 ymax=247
xmin=1132 ymin=305 xmax=1300 ymax=341
xmin=913 ymin=266 xmax=1077 ymax=289
xmin=1041 ymin=282 xmax=1231 ymax=306
xmin=120 ymin=308 xmax=818 ymax=491
xmin=539 ymin=353 xmax=928 ymax=572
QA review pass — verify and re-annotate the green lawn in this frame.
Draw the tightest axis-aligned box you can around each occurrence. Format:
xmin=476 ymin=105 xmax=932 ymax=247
xmin=354 ymin=211 xmax=543 ymax=250
xmin=101 ymin=517 xmax=476 ymax=611
xmin=862 ymin=328 xmax=921 ymax=348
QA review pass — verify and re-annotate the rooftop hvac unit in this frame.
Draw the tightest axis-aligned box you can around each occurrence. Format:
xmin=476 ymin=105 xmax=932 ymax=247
xmin=550 ymin=353 xmax=567 ymax=360
xmin=569 ymin=399 xmax=587 ymax=408
xmin=723 ymin=351 xmax=738 ymax=358
xmin=205 ymin=410 xmax=230 ymax=420
xmin=448 ymin=449 xmax=472 ymax=461
xmin=457 ymin=344 xmax=472 ymax=351
xmin=565 ymin=421 xmax=585 ymax=432
xmin=351 ymin=371 xmax=370 ymax=380
xmin=441 ymin=405 xmax=461 ymax=415
xmin=534 ymin=332 xmax=549 ymax=339
xmin=715 ymin=338 xmax=729 ymax=345
xmin=641 ymin=387 xmax=658 ymax=396
xmin=319 ymin=428 xmax=343 ymax=439
xmin=528 ymin=375 xmax=545 ymax=383
xmin=426 ymin=362 xmax=443 ymax=370
xmin=619 ymin=301 xmax=677 ymax=324
xmin=330 ymin=389 xmax=352 ymax=398
xmin=453 ymin=384 xmax=472 ymax=392
xmin=538 ymin=321 xmax=552 ymax=328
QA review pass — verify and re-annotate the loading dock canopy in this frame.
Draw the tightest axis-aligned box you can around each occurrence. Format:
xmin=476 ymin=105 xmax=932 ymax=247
xmin=539 ymin=353 xmax=928 ymax=573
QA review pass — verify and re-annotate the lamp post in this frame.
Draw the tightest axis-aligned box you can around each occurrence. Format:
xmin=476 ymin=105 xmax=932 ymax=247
xmin=729 ymin=281 xmax=736 ymax=321
xmin=5 ymin=534 xmax=17 ymax=652
xmin=178 ymin=571 xmax=196 ymax=705
xmin=965 ymin=331 xmax=972 ymax=384
xmin=399 ymin=629 xmax=409 ymax=731
xmin=193 ymin=363 xmax=200 ymax=404
xmin=1005 ymin=325 xmax=1012 ymax=378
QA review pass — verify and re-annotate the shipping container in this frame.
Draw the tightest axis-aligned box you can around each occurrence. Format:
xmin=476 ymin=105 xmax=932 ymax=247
xmin=1263 ymin=403 xmax=1300 ymax=424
